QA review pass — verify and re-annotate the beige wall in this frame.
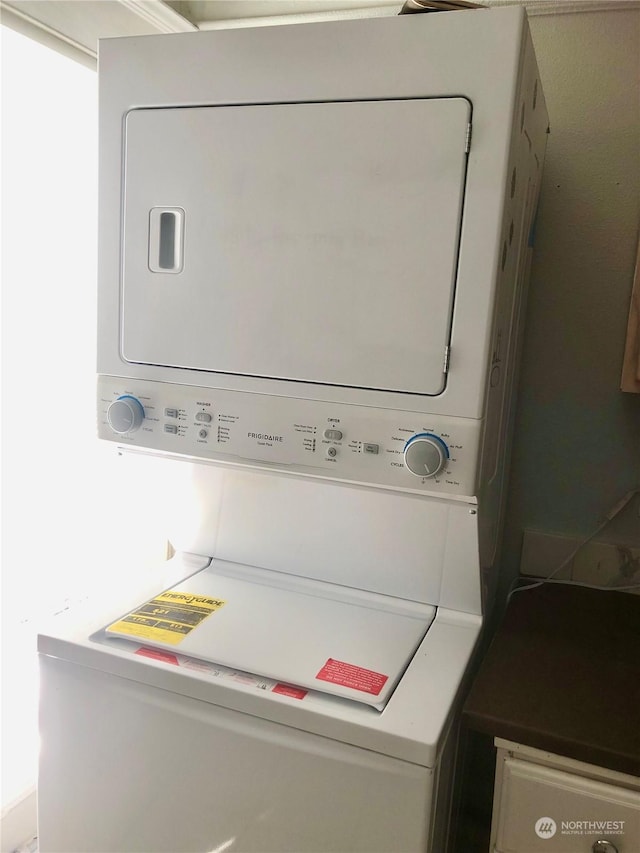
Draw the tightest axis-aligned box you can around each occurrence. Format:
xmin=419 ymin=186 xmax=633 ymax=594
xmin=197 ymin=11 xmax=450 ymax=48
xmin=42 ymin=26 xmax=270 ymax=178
xmin=501 ymin=7 xmax=640 ymax=587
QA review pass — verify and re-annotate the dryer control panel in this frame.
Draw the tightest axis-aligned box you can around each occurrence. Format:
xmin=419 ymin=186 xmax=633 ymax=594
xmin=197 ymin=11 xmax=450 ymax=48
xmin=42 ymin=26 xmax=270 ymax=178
xmin=98 ymin=376 xmax=481 ymax=496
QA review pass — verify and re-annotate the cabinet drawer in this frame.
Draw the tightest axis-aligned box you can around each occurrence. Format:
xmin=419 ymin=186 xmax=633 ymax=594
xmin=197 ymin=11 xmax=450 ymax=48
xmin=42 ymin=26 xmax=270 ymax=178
xmin=494 ymin=757 xmax=640 ymax=852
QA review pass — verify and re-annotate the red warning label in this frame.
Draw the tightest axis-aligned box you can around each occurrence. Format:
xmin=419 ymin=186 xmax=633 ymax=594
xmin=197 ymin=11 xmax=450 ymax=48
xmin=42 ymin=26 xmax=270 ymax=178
xmin=316 ymin=659 xmax=388 ymax=696
xmin=272 ymin=683 xmax=308 ymax=700
xmin=135 ymin=647 xmax=179 ymax=666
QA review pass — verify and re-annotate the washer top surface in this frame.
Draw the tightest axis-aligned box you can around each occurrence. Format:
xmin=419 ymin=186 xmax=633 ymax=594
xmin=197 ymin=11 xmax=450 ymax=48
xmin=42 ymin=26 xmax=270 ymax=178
xmin=38 ymin=553 xmax=481 ymax=765
xmin=104 ymin=560 xmax=436 ymax=709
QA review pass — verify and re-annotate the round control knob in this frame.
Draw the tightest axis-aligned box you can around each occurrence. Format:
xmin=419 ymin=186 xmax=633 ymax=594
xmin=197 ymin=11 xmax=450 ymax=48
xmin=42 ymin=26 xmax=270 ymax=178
xmin=107 ymin=395 xmax=145 ymax=435
xmin=403 ymin=433 xmax=449 ymax=478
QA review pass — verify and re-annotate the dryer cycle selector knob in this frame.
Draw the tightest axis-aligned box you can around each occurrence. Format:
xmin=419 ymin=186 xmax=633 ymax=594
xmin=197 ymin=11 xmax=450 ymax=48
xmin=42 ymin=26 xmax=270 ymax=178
xmin=403 ymin=433 xmax=449 ymax=478
xmin=107 ymin=395 xmax=145 ymax=435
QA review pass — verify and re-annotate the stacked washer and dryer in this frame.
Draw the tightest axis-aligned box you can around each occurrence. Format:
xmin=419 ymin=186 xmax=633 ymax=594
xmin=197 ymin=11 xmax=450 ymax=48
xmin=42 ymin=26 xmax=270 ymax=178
xmin=37 ymin=6 xmax=547 ymax=852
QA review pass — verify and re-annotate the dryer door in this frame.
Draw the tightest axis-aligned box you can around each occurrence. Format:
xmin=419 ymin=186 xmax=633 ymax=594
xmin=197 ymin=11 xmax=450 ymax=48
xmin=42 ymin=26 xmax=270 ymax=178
xmin=121 ymin=97 xmax=470 ymax=395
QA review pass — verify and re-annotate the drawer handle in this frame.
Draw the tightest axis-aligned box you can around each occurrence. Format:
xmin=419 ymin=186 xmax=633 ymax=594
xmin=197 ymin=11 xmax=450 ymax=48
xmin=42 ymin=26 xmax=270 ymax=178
xmin=592 ymin=840 xmax=619 ymax=853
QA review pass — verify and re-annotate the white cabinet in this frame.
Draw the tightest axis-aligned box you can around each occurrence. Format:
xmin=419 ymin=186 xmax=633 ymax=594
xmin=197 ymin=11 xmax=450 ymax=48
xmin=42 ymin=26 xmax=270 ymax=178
xmin=490 ymin=739 xmax=640 ymax=853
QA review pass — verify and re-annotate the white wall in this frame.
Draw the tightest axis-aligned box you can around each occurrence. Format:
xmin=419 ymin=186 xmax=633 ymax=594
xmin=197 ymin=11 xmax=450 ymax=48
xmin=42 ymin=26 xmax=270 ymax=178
xmin=501 ymin=7 xmax=640 ymax=586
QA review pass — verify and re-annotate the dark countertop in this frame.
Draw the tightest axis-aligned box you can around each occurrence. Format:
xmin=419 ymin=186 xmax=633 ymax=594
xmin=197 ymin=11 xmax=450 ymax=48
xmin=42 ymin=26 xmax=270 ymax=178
xmin=463 ymin=584 xmax=640 ymax=778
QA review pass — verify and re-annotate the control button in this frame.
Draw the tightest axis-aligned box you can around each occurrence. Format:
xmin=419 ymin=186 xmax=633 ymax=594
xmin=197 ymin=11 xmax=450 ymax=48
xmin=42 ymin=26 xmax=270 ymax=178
xmin=327 ymin=446 xmax=337 ymax=458
xmin=363 ymin=443 xmax=379 ymax=455
xmin=403 ymin=433 xmax=449 ymax=478
xmin=107 ymin=396 xmax=145 ymax=435
xmin=324 ymin=428 xmax=343 ymax=441
xmin=164 ymin=424 xmax=178 ymax=434
xmin=198 ymin=429 xmax=208 ymax=439
xmin=164 ymin=408 xmax=178 ymax=418
xmin=195 ymin=412 xmax=212 ymax=423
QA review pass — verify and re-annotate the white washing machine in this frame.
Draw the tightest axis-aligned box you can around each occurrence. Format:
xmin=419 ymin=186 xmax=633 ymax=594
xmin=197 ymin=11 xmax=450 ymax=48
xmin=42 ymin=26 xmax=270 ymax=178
xmin=37 ymin=7 xmax=548 ymax=852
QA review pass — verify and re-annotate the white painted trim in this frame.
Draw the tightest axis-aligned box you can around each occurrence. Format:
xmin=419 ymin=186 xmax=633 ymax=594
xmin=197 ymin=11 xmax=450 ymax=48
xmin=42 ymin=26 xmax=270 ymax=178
xmin=0 ymin=3 xmax=97 ymax=67
xmin=485 ymin=0 xmax=640 ymax=16
xmin=0 ymin=787 xmax=37 ymax=853
xmin=0 ymin=1 xmax=195 ymax=68
xmin=197 ymin=4 xmax=401 ymax=30
xmin=118 ymin=0 xmax=197 ymax=32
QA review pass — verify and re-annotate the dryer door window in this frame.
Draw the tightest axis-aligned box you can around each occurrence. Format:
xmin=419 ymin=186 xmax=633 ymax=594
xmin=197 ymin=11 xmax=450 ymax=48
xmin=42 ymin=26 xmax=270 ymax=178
xmin=121 ymin=98 xmax=470 ymax=395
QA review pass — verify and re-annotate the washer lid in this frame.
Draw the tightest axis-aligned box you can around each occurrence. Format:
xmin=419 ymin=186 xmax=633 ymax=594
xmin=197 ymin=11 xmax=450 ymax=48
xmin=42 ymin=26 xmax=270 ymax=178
xmin=104 ymin=560 xmax=436 ymax=710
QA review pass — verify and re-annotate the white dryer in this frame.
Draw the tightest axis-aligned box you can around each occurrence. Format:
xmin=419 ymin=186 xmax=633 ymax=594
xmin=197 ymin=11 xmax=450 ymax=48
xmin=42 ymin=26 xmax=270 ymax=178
xmin=37 ymin=6 xmax=548 ymax=852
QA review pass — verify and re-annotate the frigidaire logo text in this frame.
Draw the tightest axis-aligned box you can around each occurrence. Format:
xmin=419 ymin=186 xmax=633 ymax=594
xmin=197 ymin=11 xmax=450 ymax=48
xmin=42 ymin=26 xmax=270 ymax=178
xmin=248 ymin=432 xmax=284 ymax=442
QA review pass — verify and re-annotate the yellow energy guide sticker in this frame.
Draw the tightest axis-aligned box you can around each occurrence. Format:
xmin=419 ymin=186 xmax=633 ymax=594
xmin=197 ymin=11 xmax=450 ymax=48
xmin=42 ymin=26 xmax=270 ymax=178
xmin=106 ymin=591 xmax=226 ymax=646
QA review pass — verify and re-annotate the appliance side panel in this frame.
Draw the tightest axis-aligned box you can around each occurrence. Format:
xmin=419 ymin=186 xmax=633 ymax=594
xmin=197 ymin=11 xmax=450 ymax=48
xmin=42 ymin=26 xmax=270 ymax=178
xmin=97 ymin=48 xmax=122 ymax=396
xmin=38 ymin=655 xmax=433 ymax=853
xmin=428 ymin=715 xmax=461 ymax=853
xmin=439 ymin=504 xmax=482 ymax=615
xmin=477 ymin=22 xmax=549 ymax=592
